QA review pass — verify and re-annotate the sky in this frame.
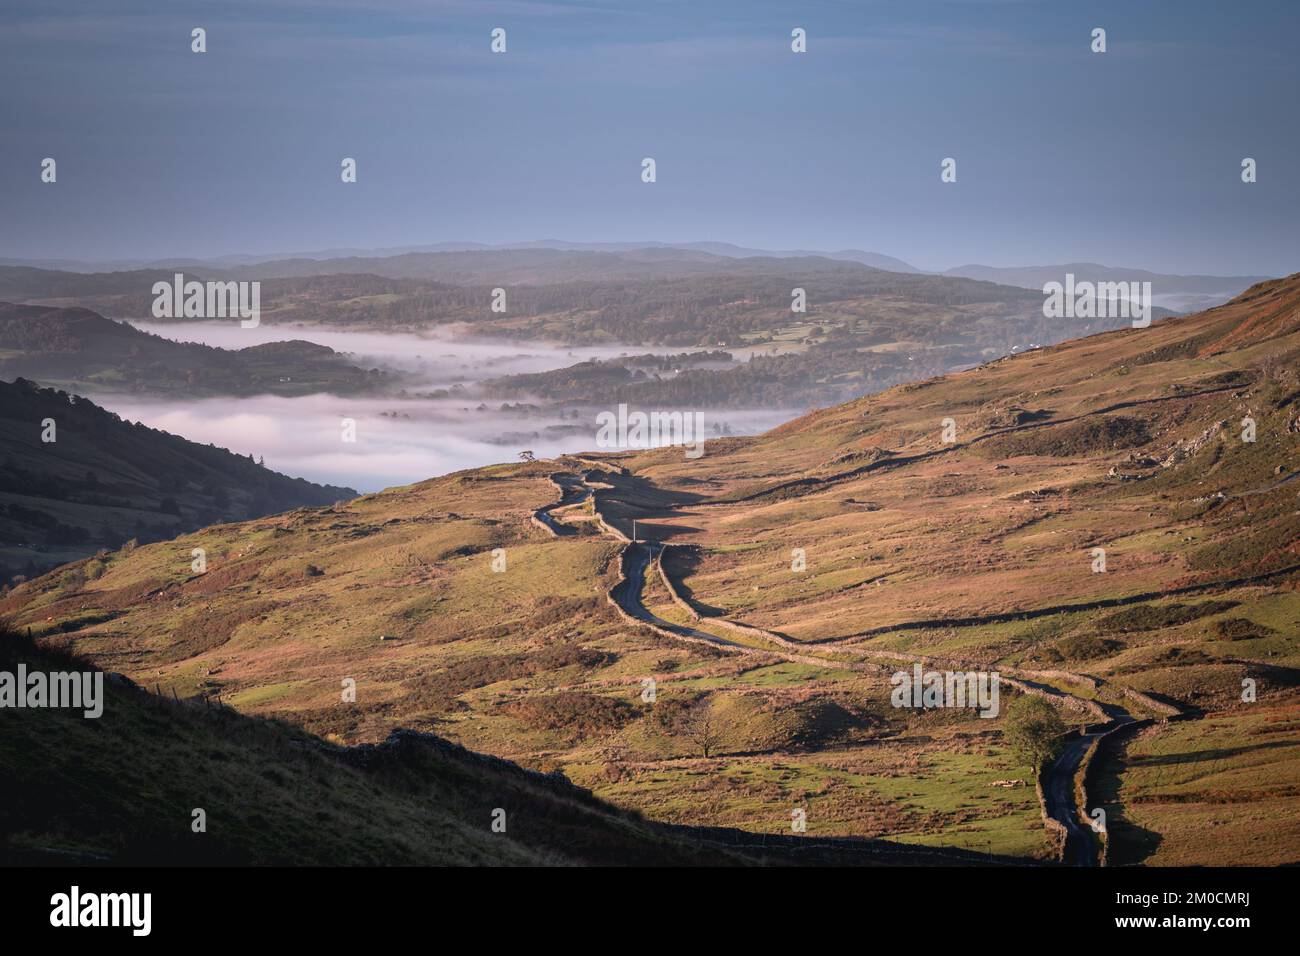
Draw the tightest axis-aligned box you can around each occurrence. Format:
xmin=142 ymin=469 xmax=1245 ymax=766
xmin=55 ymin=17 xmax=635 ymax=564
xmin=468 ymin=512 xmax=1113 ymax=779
xmin=2 ymin=0 xmax=1297 ymax=275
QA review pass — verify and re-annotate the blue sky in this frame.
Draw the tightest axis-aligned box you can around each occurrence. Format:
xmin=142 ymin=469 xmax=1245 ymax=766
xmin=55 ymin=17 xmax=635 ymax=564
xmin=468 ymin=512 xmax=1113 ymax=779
xmin=2 ymin=0 xmax=1297 ymax=274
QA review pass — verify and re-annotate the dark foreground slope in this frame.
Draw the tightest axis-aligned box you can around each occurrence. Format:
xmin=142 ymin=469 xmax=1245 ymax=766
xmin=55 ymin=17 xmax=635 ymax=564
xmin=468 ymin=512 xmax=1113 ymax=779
xmin=0 ymin=378 xmax=355 ymax=581
xmin=0 ymin=626 xmax=1003 ymax=866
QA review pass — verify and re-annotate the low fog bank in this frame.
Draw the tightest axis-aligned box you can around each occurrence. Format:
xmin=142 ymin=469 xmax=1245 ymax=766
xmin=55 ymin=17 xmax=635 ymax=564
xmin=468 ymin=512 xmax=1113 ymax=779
xmin=89 ymin=393 xmax=794 ymax=493
xmin=129 ymin=320 xmax=681 ymax=385
xmin=105 ymin=323 xmax=800 ymax=490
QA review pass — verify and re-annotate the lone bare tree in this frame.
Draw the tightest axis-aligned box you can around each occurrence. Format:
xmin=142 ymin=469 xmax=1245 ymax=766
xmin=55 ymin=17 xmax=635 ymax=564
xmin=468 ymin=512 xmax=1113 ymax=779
xmin=684 ymin=698 xmax=721 ymax=758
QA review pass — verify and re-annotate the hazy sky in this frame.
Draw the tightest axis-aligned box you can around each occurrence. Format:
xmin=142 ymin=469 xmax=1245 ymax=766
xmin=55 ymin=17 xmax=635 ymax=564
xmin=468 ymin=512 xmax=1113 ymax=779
xmin=3 ymin=0 xmax=1296 ymax=275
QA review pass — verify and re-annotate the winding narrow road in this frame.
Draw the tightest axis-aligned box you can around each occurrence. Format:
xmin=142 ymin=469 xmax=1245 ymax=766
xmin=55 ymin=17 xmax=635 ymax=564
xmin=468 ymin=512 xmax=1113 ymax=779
xmin=532 ymin=473 xmax=591 ymax=534
xmin=1042 ymin=727 xmax=1105 ymax=866
xmin=543 ymin=468 xmax=1135 ymax=865
xmin=613 ymin=542 xmax=747 ymax=649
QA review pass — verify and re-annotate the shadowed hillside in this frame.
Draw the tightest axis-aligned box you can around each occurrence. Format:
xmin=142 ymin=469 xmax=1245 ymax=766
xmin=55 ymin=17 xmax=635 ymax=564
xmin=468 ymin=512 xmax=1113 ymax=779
xmin=0 ymin=624 xmax=1003 ymax=866
xmin=0 ymin=378 xmax=355 ymax=582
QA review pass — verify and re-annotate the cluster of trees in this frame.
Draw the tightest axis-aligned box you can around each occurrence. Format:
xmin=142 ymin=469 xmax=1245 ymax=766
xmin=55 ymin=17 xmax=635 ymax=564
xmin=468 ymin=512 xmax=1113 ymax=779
xmin=2 ymin=502 xmax=90 ymax=544
xmin=483 ymin=342 xmax=938 ymax=408
xmin=1003 ymin=696 xmax=1067 ymax=772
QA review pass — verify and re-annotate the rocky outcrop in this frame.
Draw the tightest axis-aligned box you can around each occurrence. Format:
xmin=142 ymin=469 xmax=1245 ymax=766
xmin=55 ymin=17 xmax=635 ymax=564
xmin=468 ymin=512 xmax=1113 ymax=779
xmin=1160 ymin=420 xmax=1224 ymax=468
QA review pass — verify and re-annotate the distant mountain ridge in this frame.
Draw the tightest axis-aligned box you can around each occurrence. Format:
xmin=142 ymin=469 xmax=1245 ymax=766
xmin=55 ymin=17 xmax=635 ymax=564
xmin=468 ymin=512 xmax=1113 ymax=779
xmin=0 ymin=240 xmax=920 ymax=275
xmin=3 ymin=240 xmax=1269 ymax=293
xmin=2 ymin=243 xmax=1267 ymax=316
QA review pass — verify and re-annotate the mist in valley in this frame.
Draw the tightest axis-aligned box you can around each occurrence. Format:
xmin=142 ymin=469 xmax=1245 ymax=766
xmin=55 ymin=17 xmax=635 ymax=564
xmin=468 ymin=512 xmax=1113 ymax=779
xmin=131 ymin=320 xmax=662 ymax=380
xmin=106 ymin=322 xmax=800 ymax=491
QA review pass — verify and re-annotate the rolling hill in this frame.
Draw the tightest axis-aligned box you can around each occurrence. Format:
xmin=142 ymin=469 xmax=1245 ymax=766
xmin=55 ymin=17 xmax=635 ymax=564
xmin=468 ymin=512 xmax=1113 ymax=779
xmin=4 ymin=274 xmax=1299 ymax=865
xmin=0 ymin=302 xmax=394 ymax=397
xmin=0 ymin=378 xmax=355 ymax=582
